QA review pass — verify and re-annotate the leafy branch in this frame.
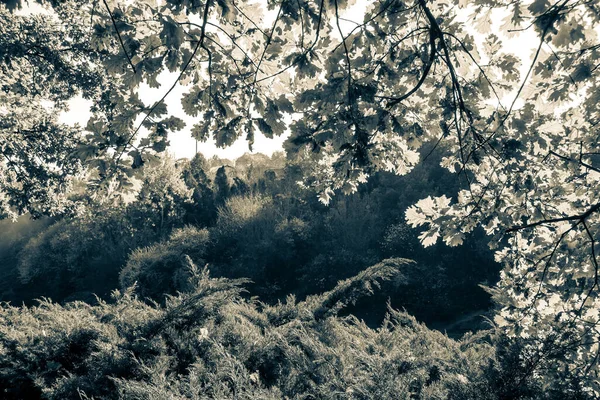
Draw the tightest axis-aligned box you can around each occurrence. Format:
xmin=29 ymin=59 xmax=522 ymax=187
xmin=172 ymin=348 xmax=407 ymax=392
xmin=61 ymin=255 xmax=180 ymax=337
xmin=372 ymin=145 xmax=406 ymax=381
xmin=112 ymin=0 xmax=213 ymax=169
xmin=506 ymin=202 xmax=600 ymax=233
xmin=466 ymin=0 xmax=571 ymax=159
xmin=102 ymin=0 xmax=136 ymax=74
xmin=549 ymin=149 xmax=600 ymax=174
xmin=375 ymin=27 xmax=436 ymax=107
xmin=305 ymin=258 xmax=410 ymax=321
xmin=242 ymin=0 xmax=325 ymax=87
xmin=251 ymin=1 xmax=284 ymax=88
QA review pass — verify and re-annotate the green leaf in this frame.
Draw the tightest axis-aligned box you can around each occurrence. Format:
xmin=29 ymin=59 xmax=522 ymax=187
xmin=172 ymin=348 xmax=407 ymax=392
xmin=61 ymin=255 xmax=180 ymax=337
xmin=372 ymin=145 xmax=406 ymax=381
xmin=256 ymin=118 xmax=273 ymax=138
xmin=131 ymin=151 xmax=144 ymax=169
xmin=148 ymin=102 xmax=168 ymax=119
xmin=528 ymin=0 xmax=550 ymax=14
xmin=215 ymin=116 xmax=242 ymax=147
xmin=152 ymin=139 xmax=168 ymax=152
xmin=160 ymin=18 xmax=184 ymax=49
xmin=191 ymin=110 xmax=215 ymax=142
xmin=165 ymin=49 xmax=180 ymax=72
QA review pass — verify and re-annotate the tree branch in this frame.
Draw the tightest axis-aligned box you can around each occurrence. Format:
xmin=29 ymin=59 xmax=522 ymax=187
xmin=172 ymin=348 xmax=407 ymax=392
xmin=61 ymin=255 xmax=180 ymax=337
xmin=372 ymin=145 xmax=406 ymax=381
xmin=112 ymin=0 xmax=213 ymax=168
xmin=242 ymin=0 xmax=325 ymax=87
xmin=102 ymin=0 xmax=136 ymax=74
xmin=252 ymin=1 xmax=284 ymax=87
xmin=578 ymin=220 xmax=599 ymax=314
xmin=549 ymin=149 xmax=600 ymax=174
xmin=506 ymin=202 xmax=600 ymax=233
xmin=375 ymin=28 xmax=436 ymax=106
xmin=333 ymin=0 xmax=352 ymax=104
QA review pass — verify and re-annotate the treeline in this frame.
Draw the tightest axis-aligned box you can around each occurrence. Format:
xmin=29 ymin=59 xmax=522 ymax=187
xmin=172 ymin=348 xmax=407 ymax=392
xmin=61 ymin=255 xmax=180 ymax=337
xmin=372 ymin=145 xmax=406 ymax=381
xmin=0 ymin=148 xmax=497 ymax=332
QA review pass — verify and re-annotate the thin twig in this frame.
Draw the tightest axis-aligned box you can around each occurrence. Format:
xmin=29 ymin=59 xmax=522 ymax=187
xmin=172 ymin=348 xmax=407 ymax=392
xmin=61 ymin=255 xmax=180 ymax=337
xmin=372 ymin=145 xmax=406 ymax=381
xmin=333 ymin=0 xmax=352 ymax=104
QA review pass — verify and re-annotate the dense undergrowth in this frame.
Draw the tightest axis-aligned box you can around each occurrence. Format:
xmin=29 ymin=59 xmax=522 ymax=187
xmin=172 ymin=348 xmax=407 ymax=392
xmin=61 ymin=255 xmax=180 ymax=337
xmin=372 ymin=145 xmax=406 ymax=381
xmin=0 ymin=258 xmax=581 ymax=400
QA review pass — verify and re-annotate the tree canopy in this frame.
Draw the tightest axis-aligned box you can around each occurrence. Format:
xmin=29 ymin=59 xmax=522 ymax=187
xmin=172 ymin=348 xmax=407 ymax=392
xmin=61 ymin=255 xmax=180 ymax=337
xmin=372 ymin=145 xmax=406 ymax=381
xmin=2 ymin=0 xmax=600 ymax=394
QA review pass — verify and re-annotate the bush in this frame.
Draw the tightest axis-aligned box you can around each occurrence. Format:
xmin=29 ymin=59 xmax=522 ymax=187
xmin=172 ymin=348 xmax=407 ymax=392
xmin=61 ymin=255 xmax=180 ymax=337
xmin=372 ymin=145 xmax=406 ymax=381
xmin=120 ymin=226 xmax=210 ymax=300
xmin=0 ymin=258 xmax=589 ymax=399
xmin=17 ymin=208 xmax=134 ymax=303
xmin=0 ymin=259 xmax=496 ymax=400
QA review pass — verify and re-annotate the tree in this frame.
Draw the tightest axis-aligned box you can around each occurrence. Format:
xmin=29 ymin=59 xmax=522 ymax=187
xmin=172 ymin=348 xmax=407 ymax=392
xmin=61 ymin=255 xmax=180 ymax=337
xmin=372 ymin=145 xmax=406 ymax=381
xmin=16 ymin=203 xmax=136 ymax=302
xmin=181 ymin=153 xmax=217 ymax=225
xmin=3 ymin=0 xmax=600 ymax=393
xmin=127 ymin=154 xmax=192 ymax=239
xmin=0 ymin=3 xmax=105 ymax=218
xmin=213 ymin=165 xmax=231 ymax=204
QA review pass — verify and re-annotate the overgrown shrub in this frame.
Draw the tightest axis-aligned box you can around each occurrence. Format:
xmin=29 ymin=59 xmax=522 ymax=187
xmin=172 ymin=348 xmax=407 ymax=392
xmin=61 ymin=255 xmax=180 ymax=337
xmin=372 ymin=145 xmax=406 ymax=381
xmin=0 ymin=258 xmax=524 ymax=400
xmin=16 ymin=208 xmax=135 ymax=303
xmin=120 ymin=226 xmax=210 ymax=300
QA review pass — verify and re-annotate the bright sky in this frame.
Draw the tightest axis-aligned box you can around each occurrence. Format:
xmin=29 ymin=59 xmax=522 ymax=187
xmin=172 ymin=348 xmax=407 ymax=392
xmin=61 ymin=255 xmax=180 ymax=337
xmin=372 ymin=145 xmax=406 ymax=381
xmin=23 ymin=0 xmax=539 ymax=160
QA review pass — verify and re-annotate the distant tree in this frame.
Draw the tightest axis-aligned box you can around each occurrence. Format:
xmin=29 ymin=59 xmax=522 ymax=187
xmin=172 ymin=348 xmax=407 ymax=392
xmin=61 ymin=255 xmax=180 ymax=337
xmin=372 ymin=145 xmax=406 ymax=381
xmin=127 ymin=155 xmax=192 ymax=239
xmin=184 ymin=153 xmax=210 ymax=186
xmin=230 ymin=177 xmax=250 ymax=197
xmin=207 ymin=194 xmax=310 ymax=297
xmin=181 ymin=154 xmax=217 ymax=226
xmin=16 ymin=205 xmax=135 ymax=302
xmin=213 ymin=166 xmax=230 ymax=205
